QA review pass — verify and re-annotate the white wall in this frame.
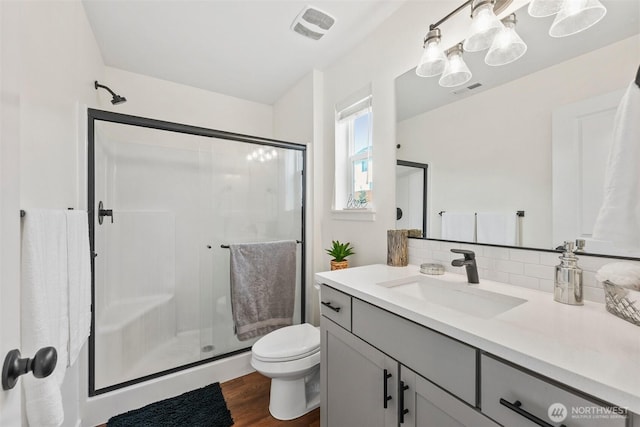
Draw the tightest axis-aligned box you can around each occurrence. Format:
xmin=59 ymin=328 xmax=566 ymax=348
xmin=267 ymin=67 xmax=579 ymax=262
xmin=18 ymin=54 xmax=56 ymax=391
xmin=19 ymin=0 xmax=105 ymax=212
xmin=103 ymin=67 xmax=274 ymax=138
xmin=397 ymin=35 xmax=639 ymax=249
xmin=0 ymin=1 xmax=23 ymax=424
xmin=273 ymin=70 xmax=324 ymax=324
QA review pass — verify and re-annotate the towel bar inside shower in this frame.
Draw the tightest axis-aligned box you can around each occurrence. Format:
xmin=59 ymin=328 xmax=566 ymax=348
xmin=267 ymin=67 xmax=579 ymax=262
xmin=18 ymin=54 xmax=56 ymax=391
xmin=220 ymin=240 xmax=303 ymax=249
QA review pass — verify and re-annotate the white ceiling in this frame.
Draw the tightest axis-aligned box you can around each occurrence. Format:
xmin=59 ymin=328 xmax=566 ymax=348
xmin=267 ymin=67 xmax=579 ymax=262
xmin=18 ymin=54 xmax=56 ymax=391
xmin=82 ymin=0 xmax=405 ymax=105
xmin=396 ymin=0 xmax=640 ymax=121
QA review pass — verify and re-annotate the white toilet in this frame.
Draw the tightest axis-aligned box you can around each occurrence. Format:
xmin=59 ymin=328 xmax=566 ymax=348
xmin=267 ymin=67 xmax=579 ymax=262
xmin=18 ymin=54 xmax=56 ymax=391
xmin=250 ymin=286 xmax=321 ymax=420
xmin=251 ymin=323 xmax=320 ymax=420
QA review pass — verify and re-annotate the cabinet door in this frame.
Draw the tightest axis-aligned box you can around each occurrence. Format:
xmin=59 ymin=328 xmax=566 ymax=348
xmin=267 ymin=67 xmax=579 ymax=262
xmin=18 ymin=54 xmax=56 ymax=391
xmin=400 ymin=366 xmax=500 ymax=427
xmin=321 ymin=316 xmax=398 ymax=427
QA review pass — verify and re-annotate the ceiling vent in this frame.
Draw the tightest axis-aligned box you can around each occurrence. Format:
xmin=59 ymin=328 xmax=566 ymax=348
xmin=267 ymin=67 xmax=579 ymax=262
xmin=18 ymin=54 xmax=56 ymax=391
xmin=451 ymin=82 xmax=483 ymax=95
xmin=291 ymin=6 xmax=336 ymax=41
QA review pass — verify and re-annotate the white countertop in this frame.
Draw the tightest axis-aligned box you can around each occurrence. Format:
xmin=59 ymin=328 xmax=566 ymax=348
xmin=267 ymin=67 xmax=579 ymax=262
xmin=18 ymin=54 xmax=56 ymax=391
xmin=315 ymin=264 xmax=640 ymax=414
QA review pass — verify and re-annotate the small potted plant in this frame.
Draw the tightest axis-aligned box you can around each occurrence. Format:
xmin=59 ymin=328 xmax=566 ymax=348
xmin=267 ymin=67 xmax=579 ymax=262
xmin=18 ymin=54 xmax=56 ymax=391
xmin=326 ymin=240 xmax=355 ymax=270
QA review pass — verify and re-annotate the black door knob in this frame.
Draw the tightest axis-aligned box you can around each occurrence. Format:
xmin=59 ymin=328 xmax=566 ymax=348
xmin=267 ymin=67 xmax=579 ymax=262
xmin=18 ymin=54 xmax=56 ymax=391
xmin=2 ymin=347 xmax=57 ymax=390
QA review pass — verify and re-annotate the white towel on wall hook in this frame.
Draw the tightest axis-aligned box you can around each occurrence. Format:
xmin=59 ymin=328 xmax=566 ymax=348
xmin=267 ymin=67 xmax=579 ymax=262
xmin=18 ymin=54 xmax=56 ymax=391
xmin=21 ymin=209 xmax=68 ymax=427
xmin=66 ymin=210 xmax=92 ymax=366
xmin=593 ymin=82 xmax=640 ymax=248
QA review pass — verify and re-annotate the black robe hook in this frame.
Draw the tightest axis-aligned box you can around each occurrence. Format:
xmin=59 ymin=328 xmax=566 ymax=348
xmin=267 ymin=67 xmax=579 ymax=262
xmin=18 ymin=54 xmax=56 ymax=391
xmin=635 ymin=65 xmax=640 ymax=89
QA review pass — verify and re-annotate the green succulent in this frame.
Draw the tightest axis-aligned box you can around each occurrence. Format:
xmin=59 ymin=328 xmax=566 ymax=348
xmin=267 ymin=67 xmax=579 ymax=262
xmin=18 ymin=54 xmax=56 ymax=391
xmin=325 ymin=240 xmax=355 ymax=262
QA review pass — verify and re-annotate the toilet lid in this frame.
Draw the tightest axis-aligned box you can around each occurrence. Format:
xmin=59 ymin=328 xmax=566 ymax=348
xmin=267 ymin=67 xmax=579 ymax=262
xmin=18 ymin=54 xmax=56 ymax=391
xmin=252 ymin=323 xmax=320 ymax=362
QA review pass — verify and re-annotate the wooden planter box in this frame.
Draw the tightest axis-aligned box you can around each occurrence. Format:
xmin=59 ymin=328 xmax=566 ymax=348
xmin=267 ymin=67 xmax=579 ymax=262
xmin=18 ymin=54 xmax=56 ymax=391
xmin=330 ymin=260 xmax=349 ymax=270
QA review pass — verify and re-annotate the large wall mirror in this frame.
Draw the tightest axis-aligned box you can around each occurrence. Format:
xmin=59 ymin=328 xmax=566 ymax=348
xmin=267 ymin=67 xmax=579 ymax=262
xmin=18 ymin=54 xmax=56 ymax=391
xmin=395 ymin=0 xmax=639 ymax=258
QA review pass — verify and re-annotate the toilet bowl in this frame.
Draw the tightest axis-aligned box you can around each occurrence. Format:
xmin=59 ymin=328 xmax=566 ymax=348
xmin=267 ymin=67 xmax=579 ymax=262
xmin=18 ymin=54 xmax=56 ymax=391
xmin=251 ymin=322 xmax=320 ymax=420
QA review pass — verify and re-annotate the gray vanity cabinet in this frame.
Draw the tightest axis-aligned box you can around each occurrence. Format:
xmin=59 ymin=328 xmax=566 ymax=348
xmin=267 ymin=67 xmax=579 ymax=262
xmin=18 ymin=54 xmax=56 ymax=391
xmin=320 ymin=315 xmax=399 ymax=427
xmin=320 ymin=283 xmax=633 ymax=427
xmin=400 ymin=366 xmax=500 ymax=427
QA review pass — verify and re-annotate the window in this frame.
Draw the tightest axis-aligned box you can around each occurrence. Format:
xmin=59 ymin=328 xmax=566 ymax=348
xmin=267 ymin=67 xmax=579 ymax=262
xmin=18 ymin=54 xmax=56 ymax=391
xmin=335 ymin=88 xmax=373 ymax=211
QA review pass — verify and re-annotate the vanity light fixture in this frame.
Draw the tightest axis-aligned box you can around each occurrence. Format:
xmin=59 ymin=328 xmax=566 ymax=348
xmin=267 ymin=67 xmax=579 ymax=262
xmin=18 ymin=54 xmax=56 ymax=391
xmin=548 ymin=0 xmax=607 ymax=38
xmin=464 ymin=0 xmax=505 ymax=52
xmin=485 ymin=13 xmax=527 ymax=66
xmin=415 ymin=0 xmax=608 ymax=88
xmin=527 ymin=0 xmax=563 ymax=17
xmin=416 ymin=28 xmax=447 ymax=77
xmin=414 ymin=0 xmax=513 ymax=87
xmin=439 ymin=44 xmax=473 ymax=87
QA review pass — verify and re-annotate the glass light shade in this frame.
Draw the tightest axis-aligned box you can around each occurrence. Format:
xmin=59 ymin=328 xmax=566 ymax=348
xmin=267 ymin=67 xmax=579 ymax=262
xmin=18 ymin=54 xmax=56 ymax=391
xmin=416 ymin=40 xmax=447 ymax=77
xmin=485 ymin=17 xmax=528 ymax=66
xmin=549 ymin=0 xmax=607 ymax=38
xmin=439 ymin=47 xmax=472 ymax=87
xmin=527 ymin=0 xmax=563 ymax=17
xmin=464 ymin=2 xmax=505 ymax=52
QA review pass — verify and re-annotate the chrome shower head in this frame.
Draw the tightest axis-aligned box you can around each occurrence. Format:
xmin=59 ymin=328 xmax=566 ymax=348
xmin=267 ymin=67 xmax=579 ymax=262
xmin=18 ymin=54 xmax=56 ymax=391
xmin=94 ymin=81 xmax=127 ymax=105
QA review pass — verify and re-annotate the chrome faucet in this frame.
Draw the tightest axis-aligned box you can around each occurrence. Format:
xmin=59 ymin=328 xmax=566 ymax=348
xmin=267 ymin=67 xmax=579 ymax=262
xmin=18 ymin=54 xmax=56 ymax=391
xmin=451 ymin=249 xmax=479 ymax=284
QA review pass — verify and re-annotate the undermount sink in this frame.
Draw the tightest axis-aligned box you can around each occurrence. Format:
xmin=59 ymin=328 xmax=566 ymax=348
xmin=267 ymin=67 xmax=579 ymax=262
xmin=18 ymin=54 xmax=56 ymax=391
xmin=377 ymin=275 xmax=527 ymax=319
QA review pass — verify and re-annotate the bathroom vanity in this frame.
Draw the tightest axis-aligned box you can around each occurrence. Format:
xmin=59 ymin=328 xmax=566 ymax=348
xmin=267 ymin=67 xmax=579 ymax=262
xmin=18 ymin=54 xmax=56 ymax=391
xmin=316 ymin=265 xmax=639 ymax=427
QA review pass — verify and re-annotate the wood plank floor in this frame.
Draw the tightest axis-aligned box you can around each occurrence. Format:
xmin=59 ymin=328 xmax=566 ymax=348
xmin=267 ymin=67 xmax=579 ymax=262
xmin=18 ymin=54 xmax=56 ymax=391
xmin=97 ymin=371 xmax=320 ymax=426
xmin=221 ymin=371 xmax=320 ymax=427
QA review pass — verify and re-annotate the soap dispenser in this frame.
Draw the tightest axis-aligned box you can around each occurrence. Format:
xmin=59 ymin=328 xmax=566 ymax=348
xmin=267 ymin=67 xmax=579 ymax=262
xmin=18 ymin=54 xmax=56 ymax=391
xmin=554 ymin=241 xmax=583 ymax=305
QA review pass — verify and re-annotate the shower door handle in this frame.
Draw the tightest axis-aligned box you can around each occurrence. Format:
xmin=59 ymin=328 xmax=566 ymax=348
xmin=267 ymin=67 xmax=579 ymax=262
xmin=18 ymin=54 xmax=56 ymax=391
xmin=98 ymin=201 xmax=113 ymax=225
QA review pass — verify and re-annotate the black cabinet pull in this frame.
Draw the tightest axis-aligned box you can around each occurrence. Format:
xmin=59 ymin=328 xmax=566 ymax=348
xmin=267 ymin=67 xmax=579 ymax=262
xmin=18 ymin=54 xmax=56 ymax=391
xmin=499 ymin=398 xmax=567 ymax=427
xmin=399 ymin=380 xmax=409 ymax=423
xmin=383 ymin=369 xmax=392 ymax=408
xmin=321 ymin=301 xmax=341 ymax=312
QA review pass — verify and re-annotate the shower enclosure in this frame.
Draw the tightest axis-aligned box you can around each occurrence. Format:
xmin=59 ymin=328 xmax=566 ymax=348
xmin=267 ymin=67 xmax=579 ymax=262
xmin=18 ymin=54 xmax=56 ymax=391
xmin=87 ymin=109 xmax=305 ymax=395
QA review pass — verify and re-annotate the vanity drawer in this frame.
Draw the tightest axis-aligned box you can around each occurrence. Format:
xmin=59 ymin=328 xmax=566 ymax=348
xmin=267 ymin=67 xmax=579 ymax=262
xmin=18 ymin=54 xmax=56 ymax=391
xmin=320 ymin=284 xmax=352 ymax=331
xmin=352 ymin=298 xmax=477 ymax=406
xmin=481 ymin=354 xmax=627 ymax=427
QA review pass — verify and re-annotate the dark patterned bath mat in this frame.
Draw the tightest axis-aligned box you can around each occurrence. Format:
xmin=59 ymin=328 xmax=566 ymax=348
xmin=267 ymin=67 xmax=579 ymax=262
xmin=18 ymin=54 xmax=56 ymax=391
xmin=107 ymin=382 xmax=234 ymax=427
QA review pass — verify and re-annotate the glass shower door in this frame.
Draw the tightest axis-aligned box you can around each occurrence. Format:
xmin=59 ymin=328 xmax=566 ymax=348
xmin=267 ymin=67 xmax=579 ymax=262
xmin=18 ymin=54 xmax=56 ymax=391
xmin=89 ymin=109 xmax=306 ymax=394
xmin=93 ymin=121 xmax=206 ymax=391
xmin=198 ymin=140 xmax=304 ymax=360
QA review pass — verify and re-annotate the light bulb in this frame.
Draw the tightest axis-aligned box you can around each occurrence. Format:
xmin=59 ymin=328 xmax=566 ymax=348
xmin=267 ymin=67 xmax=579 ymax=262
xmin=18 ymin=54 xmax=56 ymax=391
xmin=439 ymin=44 xmax=472 ymax=88
xmin=464 ymin=0 xmax=504 ymax=52
xmin=549 ymin=0 xmax=607 ymax=37
xmin=485 ymin=14 xmax=527 ymax=66
xmin=416 ymin=28 xmax=447 ymax=77
xmin=528 ymin=0 xmax=563 ymax=17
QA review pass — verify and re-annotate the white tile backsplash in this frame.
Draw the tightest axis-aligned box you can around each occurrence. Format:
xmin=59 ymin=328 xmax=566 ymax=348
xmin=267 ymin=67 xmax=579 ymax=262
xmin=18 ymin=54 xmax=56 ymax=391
xmin=483 ymin=246 xmax=510 ymax=260
xmin=508 ymin=274 xmax=540 ymax=290
xmin=524 ymin=263 xmax=555 ymax=280
xmin=408 ymin=240 xmax=640 ymax=303
xmin=509 ymin=249 xmax=540 ymax=264
xmin=540 ymin=252 xmax=561 ymax=266
xmin=495 ymin=259 xmax=524 ymax=275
